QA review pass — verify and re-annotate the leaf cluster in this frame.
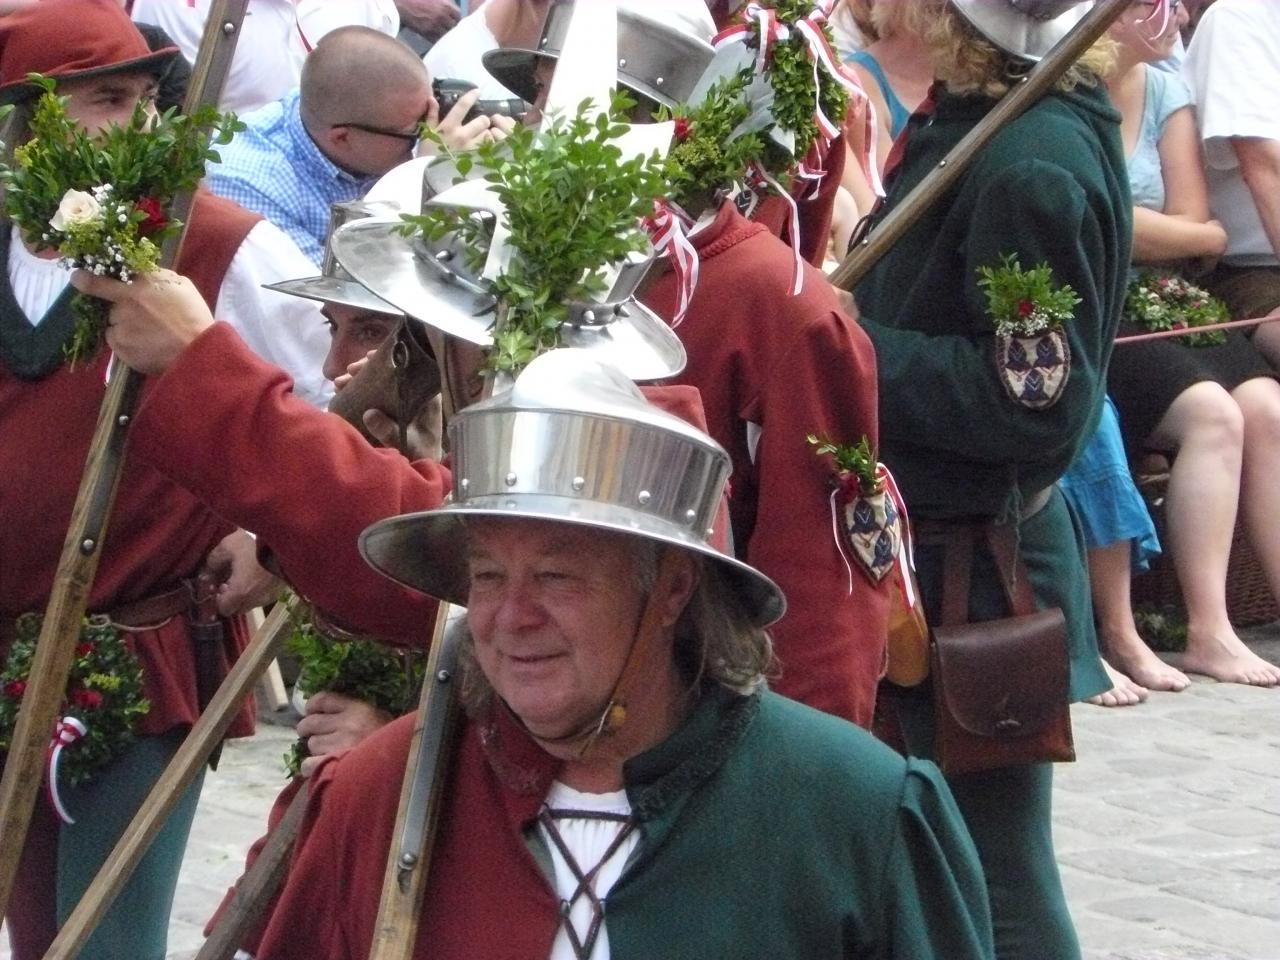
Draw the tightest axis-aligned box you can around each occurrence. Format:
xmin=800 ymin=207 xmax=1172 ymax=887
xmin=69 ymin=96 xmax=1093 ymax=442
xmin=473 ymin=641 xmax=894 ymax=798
xmin=807 ymin=433 xmax=880 ymax=496
xmin=403 ymin=94 xmax=667 ymax=373
xmin=663 ymin=72 xmax=768 ymax=212
xmin=0 ymin=74 xmax=243 ymax=361
xmin=0 ymin=614 xmax=150 ymax=787
xmin=282 ymin=599 xmax=426 ymax=777
xmin=758 ymin=1 xmax=849 ymax=164
xmin=976 ymin=253 xmax=1080 ymax=337
xmin=1125 ymin=271 xmax=1228 ymax=347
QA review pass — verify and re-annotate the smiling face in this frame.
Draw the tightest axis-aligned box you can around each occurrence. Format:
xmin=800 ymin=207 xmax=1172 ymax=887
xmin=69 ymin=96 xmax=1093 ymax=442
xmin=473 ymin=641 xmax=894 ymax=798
xmin=462 ymin=516 xmax=701 ymax=749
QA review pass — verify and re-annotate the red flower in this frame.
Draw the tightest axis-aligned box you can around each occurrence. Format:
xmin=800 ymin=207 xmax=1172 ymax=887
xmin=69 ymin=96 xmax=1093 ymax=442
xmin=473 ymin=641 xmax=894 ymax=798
xmin=1017 ymin=299 xmax=1034 ymax=318
xmin=837 ymin=472 xmax=861 ymax=498
xmin=673 ymin=117 xmax=691 ymax=141
xmin=4 ymin=680 xmax=26 ymax=698
xmin=72 ymin=688 xmax=103 ymax=709
xmin=75 ymin=642 xmax=94 ymax=658
xmin=135 ymin=196 xmax=168 ymax=235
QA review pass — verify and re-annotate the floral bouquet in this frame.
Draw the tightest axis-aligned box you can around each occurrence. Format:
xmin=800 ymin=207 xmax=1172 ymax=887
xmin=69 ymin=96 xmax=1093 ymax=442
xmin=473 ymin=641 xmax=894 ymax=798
xmin=0 ymin=74 xmax=242 ymax=364
xmin=976 ymin=253 xmax=1081 ymax=338
xmin=282 ymin=597 xmax=427 ymax=777
xmin=0 ymin=614 xmax=149 ymax=815
xmin=1125 ymin=271 xmax=1229 ymax=347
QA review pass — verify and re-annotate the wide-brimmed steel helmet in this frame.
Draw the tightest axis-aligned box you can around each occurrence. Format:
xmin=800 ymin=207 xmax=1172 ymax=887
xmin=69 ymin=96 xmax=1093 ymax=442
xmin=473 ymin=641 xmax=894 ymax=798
xmin=950 ymin=0 xmax=1093 ymax=62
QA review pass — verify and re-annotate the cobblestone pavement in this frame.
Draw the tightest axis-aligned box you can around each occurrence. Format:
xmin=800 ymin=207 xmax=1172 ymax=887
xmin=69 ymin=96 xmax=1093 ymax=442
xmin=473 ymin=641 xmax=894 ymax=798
xmin=3 ymin=630 xmax=1277 ymax=959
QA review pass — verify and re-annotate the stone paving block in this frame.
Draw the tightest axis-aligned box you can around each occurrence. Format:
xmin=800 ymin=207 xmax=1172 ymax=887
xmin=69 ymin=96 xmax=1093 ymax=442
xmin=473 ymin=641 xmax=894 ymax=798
xmin=1185 ymin=808 xmax=1280 ymax=839
xmin=1058 ymin=848 xmax=1218 ymax=887
xmin=1157 ymin=909 xmax=1280 ymax=959
xmin=1163 ymin=875 xmax=1280 ymax=922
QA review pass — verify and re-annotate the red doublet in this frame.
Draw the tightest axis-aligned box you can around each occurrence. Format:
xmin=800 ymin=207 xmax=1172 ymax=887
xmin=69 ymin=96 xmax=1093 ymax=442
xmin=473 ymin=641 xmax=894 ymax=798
xmin=643 ymin=203 xmax=888 ymax=728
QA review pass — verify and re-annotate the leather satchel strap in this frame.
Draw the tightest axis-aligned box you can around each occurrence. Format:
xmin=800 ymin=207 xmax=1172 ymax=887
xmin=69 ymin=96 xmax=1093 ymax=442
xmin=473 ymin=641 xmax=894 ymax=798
xmin=985 ymin=523 xmax=1038 ymax=617
xmin=935 ymin=521 xmax=1038 ymax=625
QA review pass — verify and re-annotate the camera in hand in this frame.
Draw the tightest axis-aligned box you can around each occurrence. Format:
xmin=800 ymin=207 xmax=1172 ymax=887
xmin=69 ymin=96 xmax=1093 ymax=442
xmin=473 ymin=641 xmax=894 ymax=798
xmin=432 ymin=78 xmax=528 ymax=126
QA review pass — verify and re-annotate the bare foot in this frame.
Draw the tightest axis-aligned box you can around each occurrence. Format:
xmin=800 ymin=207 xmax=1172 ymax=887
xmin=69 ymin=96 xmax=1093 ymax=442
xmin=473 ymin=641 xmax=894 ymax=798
xmin=1086 ymin=660 xmax=1149 ymax=707
xmin=1179 ymin=630 xmax=1280 ymax=686
xmin=1102 ymin=631 xmax=1190 ymax=692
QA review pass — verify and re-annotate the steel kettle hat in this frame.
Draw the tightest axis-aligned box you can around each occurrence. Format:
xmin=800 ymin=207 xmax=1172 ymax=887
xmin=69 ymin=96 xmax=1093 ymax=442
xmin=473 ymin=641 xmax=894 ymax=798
xmin=483 ymin=0 xmax=717 ymax=108
xmin=0 ymin=0 xmax=180 ymax=105
xmin=264 ymin=200 xmax=403 ymax=314
xmin=331 ymin=161 xmax=687 ymax=383
xmin=949 ymin=0 xmax=1093 ymax=62
xmin=360 ymin=349 xmax=786 ymax=628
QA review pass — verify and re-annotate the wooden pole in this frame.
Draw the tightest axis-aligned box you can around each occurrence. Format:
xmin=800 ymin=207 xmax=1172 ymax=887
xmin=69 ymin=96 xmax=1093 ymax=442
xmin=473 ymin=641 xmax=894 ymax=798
xmin=0 ymin=0 xmax=249 ymax=927
xmin=828 ymin=0 xmax=1131 ymax=292
xmin=195 ymin=781 xmax=311 ymax=960
xmin=43 ymin=602 xmax=292 ymax=959
xmin=1113 ymin=313 xmax=1280 ymax=345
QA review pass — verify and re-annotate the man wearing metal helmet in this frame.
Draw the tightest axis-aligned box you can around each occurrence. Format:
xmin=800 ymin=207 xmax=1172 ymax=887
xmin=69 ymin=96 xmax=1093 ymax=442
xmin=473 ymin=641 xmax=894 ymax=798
xmin=242 ymin=348 xmax=993 ymax=960
xmin=486 ymin=0 xmax=891 ymax=732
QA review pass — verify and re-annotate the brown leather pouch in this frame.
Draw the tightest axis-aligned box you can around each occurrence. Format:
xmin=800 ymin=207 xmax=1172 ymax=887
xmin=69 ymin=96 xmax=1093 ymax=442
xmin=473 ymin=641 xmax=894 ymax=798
xmin=929 ymin=523 xmax=1075 ymax=777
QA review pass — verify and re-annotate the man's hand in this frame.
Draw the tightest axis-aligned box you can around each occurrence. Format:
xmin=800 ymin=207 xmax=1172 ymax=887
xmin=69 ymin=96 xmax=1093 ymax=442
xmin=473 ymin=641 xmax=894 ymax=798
xmin=71 ymin=268 xmax=213 ymax=376
xmin=396 ymin=0 xmax=460 ymax=42
xmin=425 ymin=88 xmax=516 ymax=153
xmin=202 ymin=530 xmax=282 ymax=617
xmin=295 ymin=691 xmax=394 ymax=776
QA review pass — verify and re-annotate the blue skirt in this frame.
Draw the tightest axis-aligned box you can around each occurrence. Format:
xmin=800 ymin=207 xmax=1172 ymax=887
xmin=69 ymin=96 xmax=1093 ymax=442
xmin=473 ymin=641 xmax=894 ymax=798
xmin=1058 ymin=396 xmax=1161 ymax=571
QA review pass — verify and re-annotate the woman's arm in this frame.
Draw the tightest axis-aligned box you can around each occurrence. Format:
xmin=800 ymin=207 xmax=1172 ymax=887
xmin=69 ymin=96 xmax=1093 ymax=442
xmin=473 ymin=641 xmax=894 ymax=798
xmin=1132 ymin=107 xmax=1227 ymax=264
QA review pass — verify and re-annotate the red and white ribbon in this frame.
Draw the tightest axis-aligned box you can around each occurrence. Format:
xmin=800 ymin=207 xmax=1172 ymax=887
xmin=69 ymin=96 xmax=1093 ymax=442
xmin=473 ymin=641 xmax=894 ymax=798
xmin=46 ymin=716 xmax=88 ymax=825
xmin=878 ymin=464 xmax=918 ymax=611
xmin=829 ymin=486 xmax=856 ymax=595
xmin=748 ymin=162 xmax=804 ymax=295
xmin=643 ymin=200 xmax=700 ymax=327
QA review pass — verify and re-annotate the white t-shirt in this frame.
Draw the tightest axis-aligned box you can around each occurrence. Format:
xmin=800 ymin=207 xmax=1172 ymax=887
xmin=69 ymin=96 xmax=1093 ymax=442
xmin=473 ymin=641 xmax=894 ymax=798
xmin=1182 ymin=0 xmax=1280 ymax=265
xmin=424 ymin=7 xmax=519 ymax=99
xmin=8 ymin=222 xmax=333 ymax=408
xmin=130 ymin=0 xmax=400 ymax=115
xmin=538 ymin=781 xmax=638 ymax=960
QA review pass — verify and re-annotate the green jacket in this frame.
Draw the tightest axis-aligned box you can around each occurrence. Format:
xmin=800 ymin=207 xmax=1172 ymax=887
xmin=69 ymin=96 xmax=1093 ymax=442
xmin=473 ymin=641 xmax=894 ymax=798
xmin=857 ymin=82 xmax=1132 ymax=520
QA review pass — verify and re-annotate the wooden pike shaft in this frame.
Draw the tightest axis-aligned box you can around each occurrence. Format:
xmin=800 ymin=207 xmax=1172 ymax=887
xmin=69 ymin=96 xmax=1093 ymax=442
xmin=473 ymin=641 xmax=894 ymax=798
xmin=44 ymin=603 xmax=292 ymax=959
xmin=0 ymin=0 xmax=249 ymax=928
xmin=828 ymin=0 xmax=1131 ymax=292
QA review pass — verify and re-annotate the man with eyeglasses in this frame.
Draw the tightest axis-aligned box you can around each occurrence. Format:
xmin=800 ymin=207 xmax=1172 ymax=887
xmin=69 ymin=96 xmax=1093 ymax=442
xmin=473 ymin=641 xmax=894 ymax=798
xmin=206 ymin=25 xmax=510 ymax=266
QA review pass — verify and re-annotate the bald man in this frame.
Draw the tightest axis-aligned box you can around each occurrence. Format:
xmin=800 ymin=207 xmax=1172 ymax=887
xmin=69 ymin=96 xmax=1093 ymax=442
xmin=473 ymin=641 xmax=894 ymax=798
xmin=206 ymin=25 xmax=509 ymax=264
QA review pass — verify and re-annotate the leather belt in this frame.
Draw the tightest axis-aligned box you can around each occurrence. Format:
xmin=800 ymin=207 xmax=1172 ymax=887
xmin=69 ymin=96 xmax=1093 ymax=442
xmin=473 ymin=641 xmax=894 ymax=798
xmin=1 ymin=580 xmax=200 ymax=645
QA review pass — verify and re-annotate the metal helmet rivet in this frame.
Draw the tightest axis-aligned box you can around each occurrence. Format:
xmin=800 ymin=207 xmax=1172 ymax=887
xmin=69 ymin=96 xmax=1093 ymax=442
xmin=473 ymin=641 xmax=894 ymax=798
xmin=572 ymin=476 xmax=586 ymax=491
xmin=504 ymin=472 xmax=518 ymax=486
xmin=637 ymin=490 xmax=651 ymax=506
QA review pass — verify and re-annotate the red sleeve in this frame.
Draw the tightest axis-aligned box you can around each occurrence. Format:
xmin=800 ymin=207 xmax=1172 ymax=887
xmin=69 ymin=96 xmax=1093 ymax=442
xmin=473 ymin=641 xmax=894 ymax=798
xmin=129 ymin=323 xmax=448 ymax=644
xmin=744 ymin=309 xmax=888 ymax=728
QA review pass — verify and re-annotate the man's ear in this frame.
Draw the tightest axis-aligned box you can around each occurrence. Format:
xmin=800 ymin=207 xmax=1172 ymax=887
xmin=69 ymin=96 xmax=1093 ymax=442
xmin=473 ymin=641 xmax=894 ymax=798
xmin=323 ymin=124 xmax=351 ymax=154
xmin=656 ymin=549 xmax=700 ymax=630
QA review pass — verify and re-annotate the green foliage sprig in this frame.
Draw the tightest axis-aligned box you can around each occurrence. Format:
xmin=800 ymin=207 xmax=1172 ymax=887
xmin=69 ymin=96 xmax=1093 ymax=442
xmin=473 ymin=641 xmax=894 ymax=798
xmin=977 ymin=254 xmax=1080 ymax=337
xmin=663 ymin=72 xmax=765 ymax=213
xmin=808 ymin=433 xmax=880 ymax=497
xmin=283 ymin=598 xmax=426 ymax=777
xmin=1125 ymin=271 xmax=1228 ymax=347
xmin=0 ymin=75 xmax=242 ymax=364
xmin=0 ymin=614 xmax=150 ymax=786
xmin=401 ymin=94 xmax=667 ymax=373
xmin=764 ymin=0 xmax=848 ymax=163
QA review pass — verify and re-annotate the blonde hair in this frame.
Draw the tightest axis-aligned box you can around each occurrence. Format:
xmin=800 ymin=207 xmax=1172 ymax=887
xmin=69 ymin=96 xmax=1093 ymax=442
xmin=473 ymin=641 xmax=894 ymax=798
xmin=870 ymin=0 xmax=929 ymax=42
xmin=919 ymin=0 xmax=1115 ymax=98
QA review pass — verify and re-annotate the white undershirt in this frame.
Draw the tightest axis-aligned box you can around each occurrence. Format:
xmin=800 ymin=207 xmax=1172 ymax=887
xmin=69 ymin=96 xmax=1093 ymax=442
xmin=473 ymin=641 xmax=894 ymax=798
xmin=8 ymin=225 xmax=72 ymax=324
xmin=539 ymin=780 xmax=637 ymax=960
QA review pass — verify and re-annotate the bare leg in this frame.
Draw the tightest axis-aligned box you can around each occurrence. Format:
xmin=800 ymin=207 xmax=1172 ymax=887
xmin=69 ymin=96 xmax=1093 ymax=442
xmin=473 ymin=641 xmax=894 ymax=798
xmin=1087 ymin=540 xmax=1189 ymax=697
xmin=1248 ymin=309 xmax=1280 ymax=369
xmin=1150 ymin=383 xmax=1278 ymax=685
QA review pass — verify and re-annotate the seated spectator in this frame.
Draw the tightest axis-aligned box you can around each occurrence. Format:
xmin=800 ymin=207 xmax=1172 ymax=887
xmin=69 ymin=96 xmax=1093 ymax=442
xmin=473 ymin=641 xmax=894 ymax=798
xmin=1104 ymin=0 xmax=1280 ymax=686
xmin=1183 ymin=0 xmax=1280 ymax=367
xmin=206 ymin=25 xmax=509 ymax=265
xmin=845 ymin=0 xmax=932 ymax=173
xmin=130 ymin=0 xmax=400 ymax=115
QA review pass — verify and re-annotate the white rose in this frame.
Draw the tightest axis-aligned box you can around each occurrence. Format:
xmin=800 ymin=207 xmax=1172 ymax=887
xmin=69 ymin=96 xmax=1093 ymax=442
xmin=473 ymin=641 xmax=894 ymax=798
xmin=49 ymin=189 xmax=102 ymax=232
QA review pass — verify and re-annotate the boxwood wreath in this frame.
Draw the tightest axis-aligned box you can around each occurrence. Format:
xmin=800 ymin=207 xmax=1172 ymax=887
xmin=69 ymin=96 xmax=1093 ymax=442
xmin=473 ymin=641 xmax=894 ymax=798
xmin=0 ymin=614 xmax=150 ymax=787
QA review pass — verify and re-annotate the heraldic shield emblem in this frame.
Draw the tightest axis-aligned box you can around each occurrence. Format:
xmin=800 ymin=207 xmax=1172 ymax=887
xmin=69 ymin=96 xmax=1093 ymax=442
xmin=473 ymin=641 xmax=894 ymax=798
xmin=843 ymin=486 xmax=902 ymax=583
xmin=996 ymin=330 xmax=1071 ymax=411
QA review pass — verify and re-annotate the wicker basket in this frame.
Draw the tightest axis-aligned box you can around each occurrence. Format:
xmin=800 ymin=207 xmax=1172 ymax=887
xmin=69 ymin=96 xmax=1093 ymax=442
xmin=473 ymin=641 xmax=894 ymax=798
xmin=1132 ymin=466 xmax=1279 ymax=627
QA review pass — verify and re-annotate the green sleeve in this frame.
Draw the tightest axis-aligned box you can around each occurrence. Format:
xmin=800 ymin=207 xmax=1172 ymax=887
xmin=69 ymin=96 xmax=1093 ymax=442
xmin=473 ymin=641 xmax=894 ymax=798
xmin=878 ymin=759 xmax=995 ymax=960
xmin=864 ymin=159 xmax=1111 ymax=468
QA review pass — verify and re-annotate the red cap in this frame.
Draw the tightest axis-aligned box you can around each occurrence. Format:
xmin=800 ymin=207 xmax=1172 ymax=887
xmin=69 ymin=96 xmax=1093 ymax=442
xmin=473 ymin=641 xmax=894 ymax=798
xmin=0 ymin=0 xmax=179 ymax=105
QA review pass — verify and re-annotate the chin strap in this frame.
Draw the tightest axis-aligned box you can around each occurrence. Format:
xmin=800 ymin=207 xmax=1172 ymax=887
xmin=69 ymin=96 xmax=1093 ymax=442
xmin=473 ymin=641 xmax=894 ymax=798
xmin=523 ymin=550 xmax=686 ymax=758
